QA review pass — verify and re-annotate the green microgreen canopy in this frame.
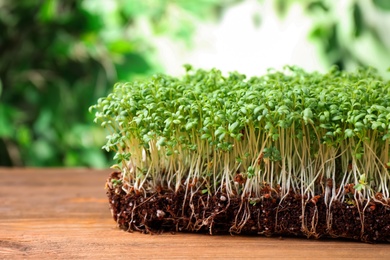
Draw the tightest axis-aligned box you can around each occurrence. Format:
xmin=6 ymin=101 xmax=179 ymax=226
xmin=91 ymin=65 xmax=390 ymax=205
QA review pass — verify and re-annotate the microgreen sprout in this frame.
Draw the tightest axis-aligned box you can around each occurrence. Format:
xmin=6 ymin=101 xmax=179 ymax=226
xmin=354 ymin=173 xmax=368 ymax=191
xmin=111 ymin=179 xmax=122 ymax=188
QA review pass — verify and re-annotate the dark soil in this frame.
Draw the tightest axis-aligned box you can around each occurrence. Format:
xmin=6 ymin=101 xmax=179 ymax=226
xmin=106 ymin=172 xmax=390 ymax=243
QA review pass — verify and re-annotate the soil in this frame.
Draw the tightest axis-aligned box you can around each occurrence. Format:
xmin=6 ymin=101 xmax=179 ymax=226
xmin=107 ymin=172 xmax=390 ymax=243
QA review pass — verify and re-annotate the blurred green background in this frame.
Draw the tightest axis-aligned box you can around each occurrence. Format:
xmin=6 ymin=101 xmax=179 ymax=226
xmin=1 ymin=0 xmax=390 ymax=167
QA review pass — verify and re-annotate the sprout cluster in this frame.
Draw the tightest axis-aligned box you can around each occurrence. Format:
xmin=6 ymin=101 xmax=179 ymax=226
xmin=91 ymin=65 xmax=390 ymax=207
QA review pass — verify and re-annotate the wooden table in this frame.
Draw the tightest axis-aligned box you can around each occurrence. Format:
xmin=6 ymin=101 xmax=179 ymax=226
xmin=0 ymin=168 xmax=389 ymax=259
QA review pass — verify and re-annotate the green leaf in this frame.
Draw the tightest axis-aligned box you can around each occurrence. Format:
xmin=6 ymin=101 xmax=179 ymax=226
xmin=218 ymin=132 xmax=226 ymax=141
xmin=355 ymin=153 xmax=363 ymax=160
xmin=309 ymin=25 xmax=328 ymax=40
xmin=307 ymin=1 xmax=329 ymax=12
xmin=382 ymin=133 xmax=390 ymax=140
xmin=16 ymin=126 xmax=32 ymax=147
xmin=201 ymin=133 xmax=210 ymax=140
xmin=215 ymin=127 xmax=226 ymax=136
xmin=354 ymin=121 xmax=364 ymax=130
xmin=332 ymin=115 xmax=342 ymax=121
xmin=254 ymin=106 xmax=262 ymax=115
xmin=344 ymin=129 xmax=354 ymax=138
xmin=359 ymin=174 xmax=367 ymax=184
xmin=38 ymin=0 xmax=57 ymax=22
xmin=247 ymin=166 xmax=255 ymax=178
xmin=0 ymin=105 xmax=15 ymax=138
xmin=354 ymin=183 xmax=363 ymax=191
xmin=303 ymin=108 xmax=313 ymax=124
xmin=164 ymin=118 xmax=173 ymax=128
xmin=228 ymin=122 xmax=239 ymax=132
xmin=352 ymin=3 xmax=364 ymax=37
xmin=373 ymin=0 xmax=390 ymax=10
xmin=108 ymin=40 xmax=134 ymax=53
xmin=185 ymin=121 xmax=196 ymax=130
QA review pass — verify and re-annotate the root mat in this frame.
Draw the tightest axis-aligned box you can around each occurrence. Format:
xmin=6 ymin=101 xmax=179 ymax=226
xmin=108 ymin=173 xmax=390 ymax=243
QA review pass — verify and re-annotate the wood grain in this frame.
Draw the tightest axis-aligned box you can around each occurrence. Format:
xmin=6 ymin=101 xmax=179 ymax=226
xmin=0 ymin=168 xmax=389 ymax=259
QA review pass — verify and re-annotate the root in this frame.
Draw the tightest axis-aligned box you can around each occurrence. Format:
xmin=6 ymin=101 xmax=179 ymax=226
xmin=107 ymin=174 xmax=390 ymax=243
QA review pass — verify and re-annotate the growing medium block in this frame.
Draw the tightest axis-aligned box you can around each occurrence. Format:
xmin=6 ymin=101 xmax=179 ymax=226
xmin=91 ymin=66 xmax=390 ymax=242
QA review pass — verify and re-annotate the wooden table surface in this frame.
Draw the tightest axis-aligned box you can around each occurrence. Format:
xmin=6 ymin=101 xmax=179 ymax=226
xmin=0 ymin=168 xmax=389 ymax=259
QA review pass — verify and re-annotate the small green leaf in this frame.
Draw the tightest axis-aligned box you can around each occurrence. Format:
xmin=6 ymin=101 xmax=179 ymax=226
xmin=228 ymin=122 xmax=239 ymax=132
xmin=183 ymin=64 xmax=192 ymax=72
xmin=344 ymin=129 xmax=354 ymax=138
xmin=354 ymin=183 xmax=363 ymax=191
xmin=218 ymin=132 xmax=226 ymax=141
xmin=200 ymin=133 xmax=210 ymax=140
xmin=185 ymin=121 xmax=195 ymax=130
xmin=359 ymin=173 xmax=367 ymax=184
xmin=355 ymin=153 xmax=363 ymax=160
xmin=302 ymin=108 xmax=313 ymax=124
xmin=332 ymin=115 xmax=342 ymax=121
xmin=157 ymin=137 xmax=167 ymax=146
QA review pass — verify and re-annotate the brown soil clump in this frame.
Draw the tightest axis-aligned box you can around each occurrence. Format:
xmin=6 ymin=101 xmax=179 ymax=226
xmin=107 ymin=172 xmax=390 ymax=243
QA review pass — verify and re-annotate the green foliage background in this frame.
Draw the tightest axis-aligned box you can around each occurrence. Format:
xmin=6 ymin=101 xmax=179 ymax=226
xmin=0 ymin=0 xmax=230 ymax=167
xmin=0 ymin=0 xmax=389 ymax=167
xmin=275 ymin=0 xmax=390 ymax=74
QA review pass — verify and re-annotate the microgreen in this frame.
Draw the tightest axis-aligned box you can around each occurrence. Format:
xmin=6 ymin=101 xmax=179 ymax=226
xmin=91 ymin=65 xmax=390 ymax=211
xmin=111 ymin=179 xmax=122 ymax=188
